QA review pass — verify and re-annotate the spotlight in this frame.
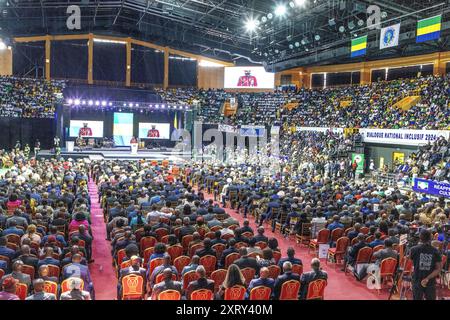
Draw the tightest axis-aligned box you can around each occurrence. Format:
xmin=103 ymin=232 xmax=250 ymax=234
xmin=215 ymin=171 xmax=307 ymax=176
xmin=140 ymin=109 xmax=144 ymax=113
xmin=339 ymin=26 xmax=345 ymax=33
xmin=381 ymin=11 xmax=387 ymax=18
xmin=261 ymin=16 xmax=267 ymax=23
xmin=74 ymin=99 xmax=80 ymax=105
xmin=357 ymin=19 xmax=364 ymax=27
xmin=185 ymin=106 xmax=189 ymax=110
xmin=161 ymin=104 xmax=165 ymax=109
xmin=81 ymin=100 xmax=86 ymax=105
xmin=348 ymin=21 xmax=355 ymax=30
xmin=88 ymin=100 xmax=93 ymax=106
xmin=123 ymin=103 xmax=126 ymax=106
xmin=275 ymin=49 xmax=279 ymax=53
xmin=289 ymin=44 xmax=294 ymax=49
xmin=245 ymin=19 xmax=257 ymax=32
xmin=295 ymin=0 xmax=306 ymax=5
xmin=289 ymin=2 xmax=295 ymax=8
xmin=67 ymin=99 xmax=73 ymax=105
xmin=118 ymin=108 xmax=122 ymax=112
xmin=95 ymin=101 xmax=100 ymax=106
xmin=294 ymin=42 xmax=300 ymax=47
xmin=275 ymin=4 xmax=287 ymax=17
xmin=314 ymin=35 xmax=321 ymax=41
xmin=108 ymin=102 xmax=112 ymax=106
xmin=155 ymin=104 xmax=159 ymax=109
xmin=129 ymin=103 xmax=133 ymax=107
xmin=267 ymin=13 xmax=273 ymax=20
xmin=149 ymin=104 xmax=153 ymax=108
xmin=101 ymin=101 xmax=107 ymax=106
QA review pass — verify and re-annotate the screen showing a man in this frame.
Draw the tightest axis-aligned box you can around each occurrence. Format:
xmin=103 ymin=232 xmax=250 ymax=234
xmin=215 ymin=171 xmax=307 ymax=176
xmin=78 ymin=123 xmax=93 ymax=137
xmin=147 ymin=125 xmax=160 ymax=138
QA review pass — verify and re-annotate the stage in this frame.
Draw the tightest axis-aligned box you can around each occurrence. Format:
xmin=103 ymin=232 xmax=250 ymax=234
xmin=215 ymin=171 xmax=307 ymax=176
xmin=37 ymin=147 xmax=192 ymax=163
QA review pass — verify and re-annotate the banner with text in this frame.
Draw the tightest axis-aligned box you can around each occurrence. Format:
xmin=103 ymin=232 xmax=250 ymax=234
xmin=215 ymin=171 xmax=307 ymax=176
xmin=218 ymin=124 xmax=238 ymax=133
xmin=413 ymin=178 xmax=450 ymax=198
xmin=296 ymin=127 xmax=344 ymax=134
xmin=359 ymin=129 xmax=449 ymax=146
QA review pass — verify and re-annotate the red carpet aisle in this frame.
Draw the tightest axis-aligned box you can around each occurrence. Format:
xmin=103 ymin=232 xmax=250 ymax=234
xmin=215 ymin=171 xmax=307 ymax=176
xmin=88 ymin=179 xmax=117 ymax=300
xmin=203 ymin=193 xmax=388 ymax=300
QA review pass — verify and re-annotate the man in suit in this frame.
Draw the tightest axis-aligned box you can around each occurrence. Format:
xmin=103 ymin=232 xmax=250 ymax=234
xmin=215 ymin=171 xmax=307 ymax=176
xmin=14 ymin=245 xmax=39 ymax=277
xmin=1 ymin=260 xmax=32 ymax=294
xmin=253 ymin=227 xmax=269 ymax=244
xmin=234 ymin=248 xmax=259 ymax=275
xmin=342 ymin=233 xmax=367 ymax=271
xmin=300 ymin=258 xmax=328 ymax=299
xmin=179 ymin=217 xmax=196 ymax=242
xmin=219 ymin=239 xmax=238 ymax=268
xmin=358 ymin=239 xmax=399 ymax=282
xmin=246 ymin=267 xmax=274 ymax=299
xmin=26 ymin=278 xmax=56 ymax=300
xmin=195 ymin=238 xmax=216 ymax=258
xmin=0 ymin=237 xmax=16 ymax=263
xmin=273 ymin=261 xmax=301 ymax=299
xmin=38 ymin=247 xmax=61 ymax=268
xmin=151 ymin=268 xmax=182 ymax=300
xmin=185 ymin=265 xmax=215 ymax=300
xmin=278 ymin=247 xmax=302 ymax=270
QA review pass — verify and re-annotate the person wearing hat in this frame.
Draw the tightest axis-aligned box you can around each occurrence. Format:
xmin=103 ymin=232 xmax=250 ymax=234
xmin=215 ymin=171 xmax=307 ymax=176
xmin=0 ymin=276 xmax=19 ymax=300
xmin=60 ymin=277 xmax=91 ymax=300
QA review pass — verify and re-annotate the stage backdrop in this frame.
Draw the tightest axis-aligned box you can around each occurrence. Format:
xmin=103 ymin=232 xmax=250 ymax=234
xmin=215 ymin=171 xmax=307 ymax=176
xmin=0 ymin=117 xmax=56 ymax=150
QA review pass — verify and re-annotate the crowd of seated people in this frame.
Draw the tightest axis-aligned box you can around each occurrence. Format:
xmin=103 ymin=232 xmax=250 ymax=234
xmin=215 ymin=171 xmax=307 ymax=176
xmin=395 ymin=136 xmax=450 ymax=183
xmin=154 ymin=74 xmax=449 ymax=130
xmin=91 ymin=159 xmax=329 ymax=300
xmin=0 ymin=154 xmax=95 ymax=300
xmin=0 ymin=77 xmax=65 ymax=118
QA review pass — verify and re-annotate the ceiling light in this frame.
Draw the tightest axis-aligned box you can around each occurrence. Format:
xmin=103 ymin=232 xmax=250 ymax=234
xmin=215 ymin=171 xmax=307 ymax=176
xmin=339 ymin=26 xmax=345 ymax=33
xmin=289 ymin=44 xmax=294 ymax=49
xmin=314 ymin=35 xmax=320 ymax=41
xmin=267 ymin=13 xmax=273 ymax=20
xmin=261 ymin=16 xmax=268 ymax=23
xmin=295 ymin=0 xmax=306 ymax=6
xmin=357 ymin=19 xmax=364 ymax=27
xmin=245 ymin=19 xmax=257 ymax=32
xmin=275 ymin=5 xmax=287 ymax=17
xmin=294 ymin=42 xmax=300 ymax=47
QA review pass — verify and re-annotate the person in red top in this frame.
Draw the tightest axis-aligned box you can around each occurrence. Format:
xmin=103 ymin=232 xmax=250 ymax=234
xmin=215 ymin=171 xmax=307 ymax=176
xmin=147 ymin=125 xmax=160 ymax=138
xmin=130 ymin=136 xmax=138 ymax=144
xmin=78 ymin=123 xmax=93 ymax=137
xmin=237 ymin=70 xmax=258 ymax=87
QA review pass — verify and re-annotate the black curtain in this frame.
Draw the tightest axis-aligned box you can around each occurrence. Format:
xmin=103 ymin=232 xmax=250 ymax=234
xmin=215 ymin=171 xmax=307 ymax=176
xmin=51 ymin=40 xmax=88 ymax=80
xmin=447 ymin=62 xmax=450 ymax=74
xmin=93 ymin=43 xmax=126 ymax=82
xmin=131 ymin=46 xmax=164 ymax=85
xmin=419 ymin=64 xmax=433 ymax=77
xmin=326 ymin=72 xmax=352 ymax=87
xmin=371 ymin=69 xmax=386 ymax=82
xmin=169 ymin=57 xmax=197 ymax=87
xmin=13 ymin=42 xmax=45 ymax=78
xmin=311 ymin=74 xmax=324 ymax=88
xmin=0 ymin=118 xmax=56 ymax=150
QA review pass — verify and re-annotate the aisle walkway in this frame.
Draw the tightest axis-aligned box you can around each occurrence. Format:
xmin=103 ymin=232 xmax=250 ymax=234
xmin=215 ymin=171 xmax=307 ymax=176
xmin=204 ymin=192 xmax=388 ymax=300
xmin=88 ymin=179 xmax=117 ymax=300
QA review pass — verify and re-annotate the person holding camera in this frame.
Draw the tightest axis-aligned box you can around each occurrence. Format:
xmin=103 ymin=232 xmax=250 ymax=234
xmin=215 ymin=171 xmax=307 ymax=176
xmin=409 ymin=229 xmax=442 ymax=300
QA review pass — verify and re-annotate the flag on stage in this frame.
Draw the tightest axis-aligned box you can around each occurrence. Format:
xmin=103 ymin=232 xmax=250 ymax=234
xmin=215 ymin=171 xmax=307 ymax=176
xmin=380 ymin=23 xmax=400 ymax=49
xmin=351 ymin=35 xmax=367 ymax=58
xmin=416 ymin=15 xmax=442 ymax=43
xmin=173 ymin=112 xmax=178 ymax=129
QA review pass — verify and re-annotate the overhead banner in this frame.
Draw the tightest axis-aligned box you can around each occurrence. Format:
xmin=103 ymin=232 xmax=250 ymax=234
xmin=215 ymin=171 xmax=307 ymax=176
xmin=351 ymin=35 xmax=367 ymax=58
xmin=224 ymin=67 xmax=275 ymax=89
xmin=413 ymin=178 xmax=450 ymax=198
xmin=380 ymin=23 xmax=400 ymax=49
xmin=359 ymin=128 xmax=449 ymax=146
xmin=239 ymin=125 xmax=266 ymax=137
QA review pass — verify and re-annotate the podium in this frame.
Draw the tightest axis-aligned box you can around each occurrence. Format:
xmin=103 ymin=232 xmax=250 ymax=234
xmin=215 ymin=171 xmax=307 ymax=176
xmin=66 ymin=141 xmax=75 ymax=152
xmin=130 ymin=143 xmax=138 ymax=155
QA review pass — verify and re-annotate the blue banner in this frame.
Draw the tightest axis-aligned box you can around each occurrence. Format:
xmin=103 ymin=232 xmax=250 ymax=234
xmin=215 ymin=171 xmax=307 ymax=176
xmin=239 ymin=127 xmax=266 ymax=137
xmin=412 ymin=178 xmax=450 ymax=198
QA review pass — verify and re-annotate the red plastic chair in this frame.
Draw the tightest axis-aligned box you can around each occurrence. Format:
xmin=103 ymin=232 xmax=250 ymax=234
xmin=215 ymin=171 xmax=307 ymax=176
xmin=210 ymin=269 xmax=227 ymax=293
xmin=43 ymin=281 xmax=58 ymax=296
xmin=224 ymin=285 xmax=246 ymax=300
xmin=158 ymin=289 xmax=181 ymax=300
xmin=224 ymin=252 xmax=240 ymax=269
xmin=15 ymin=283 xmax=28 ymax=300
xmin=308 ymin=229 xmax=330 ymax=255
xmin=212 ymin=243 xmax=226 ymax=259
xmin=155 ymin=228 xmax=169 ymax=241
xmin=379 ymin=257 xmax=398 ymax=292
xmin=249 ymin=286 xmax=271 ymax=300
xmin=306 ymin=279 xmax=327 ymax=300
xmin=182 ymin=235 xmax=194 ymax=253
xmin=292 ymin=264 xmax=303 ymax=275
xmin=190 ymin=289 xmax=214 ymax=300
xmin=267 ymin=265 xmax=281 ymax=279
xmin=327 ymin=236 xmax=350 ymax=265
xmin=182 ymin=270 xmax=199 ymax=290
xmin=148 ymin=258 xmax=164 ymax=276
xmin=279 ymin=280 xmax=300 ymax=300
xmin=273 ymin=251 xmax=282 ymax=264
xmin=167 ymin=245 xmax=183 ymax=262
xmin=122 ymin=274 xmax=144 ymax=300
xmin=199 ymin=255 xmax=217 ymax=276
xmin=140 ymin=236 xmax=157 ymax=253
xmin=173 ymin=255 xmax=191 ymax=274
xmin=241 ymin=267 xmax=256 ymax=285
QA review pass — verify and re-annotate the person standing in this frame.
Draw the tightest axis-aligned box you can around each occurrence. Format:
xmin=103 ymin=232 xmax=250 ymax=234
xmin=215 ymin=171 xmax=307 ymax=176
xmin=409 ymin=229 xmax=442 ymax=300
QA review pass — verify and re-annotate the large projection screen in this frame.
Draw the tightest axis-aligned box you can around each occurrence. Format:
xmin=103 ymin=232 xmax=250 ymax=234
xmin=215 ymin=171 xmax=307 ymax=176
xmin=69 ymin=120 xmax=104 ymax=138
xmin=138 ymin=123 xmax=171 ymax=140
xmin=224 ymin=67 xmax=275 ymax=89
xmin=113 ymin=113 xmax=134 ymax=146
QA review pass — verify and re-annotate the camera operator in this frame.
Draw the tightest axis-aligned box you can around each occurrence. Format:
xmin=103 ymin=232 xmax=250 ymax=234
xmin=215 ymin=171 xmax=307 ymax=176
xmin=409 ymin=229 xmax=442 ymax=300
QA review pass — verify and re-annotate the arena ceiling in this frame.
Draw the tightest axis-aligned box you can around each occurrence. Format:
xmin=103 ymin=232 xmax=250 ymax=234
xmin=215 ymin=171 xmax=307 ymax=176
xmin=0 ymin=0 xmax=449 ymax=71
